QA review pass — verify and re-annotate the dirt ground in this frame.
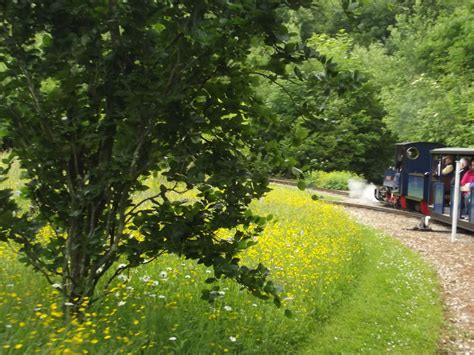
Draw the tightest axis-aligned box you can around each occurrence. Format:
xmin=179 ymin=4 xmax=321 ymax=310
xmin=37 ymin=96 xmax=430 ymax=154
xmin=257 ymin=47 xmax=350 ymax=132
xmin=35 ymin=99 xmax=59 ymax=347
xmin=344 ymin=207 xmax=474 ymax=353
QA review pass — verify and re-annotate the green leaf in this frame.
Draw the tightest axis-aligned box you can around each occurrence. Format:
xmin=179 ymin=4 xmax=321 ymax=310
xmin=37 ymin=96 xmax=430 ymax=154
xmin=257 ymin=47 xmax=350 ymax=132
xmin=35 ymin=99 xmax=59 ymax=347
xmin=205 ymin=277 xmax=217 ymax=284
xmin=297 ymin=180 xmax=306 ymax=191
xmin=0 ymin=126 xmax=7 ymax=138
xmin=291 ymin=167 xmax=303 ymax=177
xmin=295 ymin=125 xmax=309 ymax=140
xmin=294 ymin=66 xmax=304 ymax=81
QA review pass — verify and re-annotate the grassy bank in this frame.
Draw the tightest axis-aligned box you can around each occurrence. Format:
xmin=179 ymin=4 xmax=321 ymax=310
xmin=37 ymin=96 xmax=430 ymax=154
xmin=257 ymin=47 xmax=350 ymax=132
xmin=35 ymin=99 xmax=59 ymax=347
xmin=303 ymin=227 xmax=442 ymax=353
xmin=0 ymin=159 xmax=443 ymax=353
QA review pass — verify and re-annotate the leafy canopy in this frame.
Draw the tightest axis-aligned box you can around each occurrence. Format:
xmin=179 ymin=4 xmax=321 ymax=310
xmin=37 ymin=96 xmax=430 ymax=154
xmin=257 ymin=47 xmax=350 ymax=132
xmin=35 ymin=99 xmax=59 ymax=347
xmin=0 ymin=0 xmax=315 ymax=311
xmin=257 ymin=30 xmax=394 ymax=181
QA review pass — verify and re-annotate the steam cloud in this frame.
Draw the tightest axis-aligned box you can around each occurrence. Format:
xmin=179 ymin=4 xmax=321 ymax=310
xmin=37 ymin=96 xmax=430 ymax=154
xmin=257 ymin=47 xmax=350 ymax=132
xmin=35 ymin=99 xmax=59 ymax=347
xmin=348 ymin=179 xmax=378 ymax=204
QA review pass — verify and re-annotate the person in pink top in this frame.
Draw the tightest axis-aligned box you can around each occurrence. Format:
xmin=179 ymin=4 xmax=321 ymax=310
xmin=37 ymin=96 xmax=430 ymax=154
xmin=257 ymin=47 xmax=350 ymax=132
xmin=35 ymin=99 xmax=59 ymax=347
xmin=460 ymin=159 xmax=474 ymax=216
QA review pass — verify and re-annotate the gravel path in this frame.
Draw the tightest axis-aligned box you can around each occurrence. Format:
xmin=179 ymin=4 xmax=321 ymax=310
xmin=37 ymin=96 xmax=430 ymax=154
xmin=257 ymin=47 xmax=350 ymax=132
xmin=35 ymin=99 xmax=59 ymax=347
xmin=344 ymin=207 xmax=474 ymax=353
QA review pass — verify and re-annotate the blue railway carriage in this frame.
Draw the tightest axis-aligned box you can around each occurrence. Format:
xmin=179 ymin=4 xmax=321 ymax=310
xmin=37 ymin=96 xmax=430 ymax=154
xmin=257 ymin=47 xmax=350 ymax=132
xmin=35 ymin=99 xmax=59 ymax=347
xmin=375 ymin=142 xmax=444 ymax=214
xmin=429 ymin=147 xmax=474 ymax=232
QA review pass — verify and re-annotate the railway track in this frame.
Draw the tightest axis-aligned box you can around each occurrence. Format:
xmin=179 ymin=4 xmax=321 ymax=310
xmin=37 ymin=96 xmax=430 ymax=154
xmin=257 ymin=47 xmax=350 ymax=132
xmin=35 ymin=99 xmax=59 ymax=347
xmin=270 ymin=178 xmax=350 ymax=196
xmin=325 ymin=200 xmax=422 ymax=218
xmin=270 ymin=178 xmax=423 ymax=219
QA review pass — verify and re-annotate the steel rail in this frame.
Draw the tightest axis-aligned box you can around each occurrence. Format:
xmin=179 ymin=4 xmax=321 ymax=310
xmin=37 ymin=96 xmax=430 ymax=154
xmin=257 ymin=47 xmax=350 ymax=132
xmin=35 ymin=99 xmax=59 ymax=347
xmin=270 ymin=180 xmax=422 ymax=218
xmin=325 ymin=200 xmax=422 ymax=218
xmin=269 ymin=178 xmax=350 ymax=196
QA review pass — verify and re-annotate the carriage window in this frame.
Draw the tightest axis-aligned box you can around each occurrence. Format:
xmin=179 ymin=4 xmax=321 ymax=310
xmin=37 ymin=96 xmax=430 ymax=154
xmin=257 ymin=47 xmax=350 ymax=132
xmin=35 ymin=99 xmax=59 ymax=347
xmin=406 ymin=147 xmax=420 ymax=160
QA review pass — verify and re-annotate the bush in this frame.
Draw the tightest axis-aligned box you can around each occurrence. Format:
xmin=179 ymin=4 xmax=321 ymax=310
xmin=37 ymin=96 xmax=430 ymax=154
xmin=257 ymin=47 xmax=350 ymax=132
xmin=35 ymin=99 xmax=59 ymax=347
xmin=306 ymin=170 xmax=364 ymax=190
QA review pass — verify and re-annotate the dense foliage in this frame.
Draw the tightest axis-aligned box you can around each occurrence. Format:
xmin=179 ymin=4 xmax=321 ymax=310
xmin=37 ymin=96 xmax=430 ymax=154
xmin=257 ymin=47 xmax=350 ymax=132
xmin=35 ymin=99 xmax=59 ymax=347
xmin=259 ymin=31 xmax=394 ymax=181
xmin=378 ymin=2 xmax=474 ymax=145
xmin=291 ymin=0 xmax=474 ymax=147
xmin=286 ymin=0 xmax=436 ymax=45
xmin=262 ymin=0 xmax=472 ymax=183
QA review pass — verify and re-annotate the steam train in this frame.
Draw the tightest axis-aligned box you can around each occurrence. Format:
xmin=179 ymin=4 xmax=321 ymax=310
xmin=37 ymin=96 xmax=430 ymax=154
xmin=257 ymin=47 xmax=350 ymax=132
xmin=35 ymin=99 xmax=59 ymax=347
xmin=375 ymin=142 xmax=474 ymax=232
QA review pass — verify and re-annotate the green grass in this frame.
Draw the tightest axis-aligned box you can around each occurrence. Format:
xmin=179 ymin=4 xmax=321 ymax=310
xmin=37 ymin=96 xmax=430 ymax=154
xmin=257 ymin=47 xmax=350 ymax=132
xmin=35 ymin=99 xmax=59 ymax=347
xmin=0 ymin=155 xmax=443 ymax=353
xmin=302 ymin=228 xmax=443 ymax=353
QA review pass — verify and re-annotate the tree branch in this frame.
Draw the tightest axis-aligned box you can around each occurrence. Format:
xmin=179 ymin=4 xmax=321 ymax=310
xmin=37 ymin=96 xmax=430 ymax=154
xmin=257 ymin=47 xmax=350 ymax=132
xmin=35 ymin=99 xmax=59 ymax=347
xmin=243 ymin=70 xmax=302 ymax=114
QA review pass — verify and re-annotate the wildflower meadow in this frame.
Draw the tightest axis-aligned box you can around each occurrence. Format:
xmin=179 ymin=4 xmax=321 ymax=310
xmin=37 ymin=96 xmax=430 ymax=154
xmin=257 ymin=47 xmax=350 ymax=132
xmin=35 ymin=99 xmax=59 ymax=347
xmin=0 ymin=157 xmax=442 ymax=353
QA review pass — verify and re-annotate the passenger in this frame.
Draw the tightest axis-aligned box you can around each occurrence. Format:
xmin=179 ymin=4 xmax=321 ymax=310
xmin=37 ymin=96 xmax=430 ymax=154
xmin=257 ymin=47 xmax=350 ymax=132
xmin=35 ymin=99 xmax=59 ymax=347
xmin=460 ymin=159 xmax=474 ymax=216
xmin=456 ymin=158 xmax=470 ymax=213
xmin=441 ymin=155 xmax=454 ymax=202
xmin=441 ymin=155 xmax=454 ymax=176
xmin=458 ymin=158 xmax=470 ymax=181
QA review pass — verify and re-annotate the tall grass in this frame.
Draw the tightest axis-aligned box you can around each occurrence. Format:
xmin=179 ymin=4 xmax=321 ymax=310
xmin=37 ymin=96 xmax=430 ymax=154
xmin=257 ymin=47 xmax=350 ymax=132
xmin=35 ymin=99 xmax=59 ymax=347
xmin=302 ymin=228 xmax=443 ymax=353
xmin=0 ymin=155 xmax=443 ymax=353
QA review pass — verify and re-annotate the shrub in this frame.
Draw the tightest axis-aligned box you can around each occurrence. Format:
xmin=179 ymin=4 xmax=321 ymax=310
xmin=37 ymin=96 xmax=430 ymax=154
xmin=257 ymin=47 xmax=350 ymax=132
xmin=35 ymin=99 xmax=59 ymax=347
xmin=306 ymin=170 xmax=364 ymax=190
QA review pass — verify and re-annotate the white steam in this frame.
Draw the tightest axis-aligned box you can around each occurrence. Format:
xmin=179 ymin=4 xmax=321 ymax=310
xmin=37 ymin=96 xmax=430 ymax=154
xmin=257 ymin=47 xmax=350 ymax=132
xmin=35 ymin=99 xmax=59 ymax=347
xmin=348 ymin=179 xmax=377 ymax=204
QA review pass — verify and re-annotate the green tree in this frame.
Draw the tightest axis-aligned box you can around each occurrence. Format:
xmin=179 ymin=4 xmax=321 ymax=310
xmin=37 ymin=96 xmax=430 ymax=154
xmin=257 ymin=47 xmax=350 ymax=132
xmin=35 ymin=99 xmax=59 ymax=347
xmin=260 ymin=32 xmax=394 ymax=181
xmin=377 ymin=2 xmax=474 ymax=145
xmin=0 ymin=0 xmax=315 ymax=315
xmin=284 ymin=0 xmax=439 ymax=46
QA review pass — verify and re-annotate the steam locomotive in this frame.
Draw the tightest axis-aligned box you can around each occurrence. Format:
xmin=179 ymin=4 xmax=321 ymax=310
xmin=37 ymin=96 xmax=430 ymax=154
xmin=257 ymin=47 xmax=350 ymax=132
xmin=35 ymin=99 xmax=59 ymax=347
xmin=375 ymin=142 xmax=474 ymax=232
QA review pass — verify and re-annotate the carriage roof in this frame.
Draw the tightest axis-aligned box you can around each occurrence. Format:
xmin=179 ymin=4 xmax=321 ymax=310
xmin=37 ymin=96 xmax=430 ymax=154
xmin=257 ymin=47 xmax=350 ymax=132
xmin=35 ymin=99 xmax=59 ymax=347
xmin=431 ymin=147 xmax=474 ymax=155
